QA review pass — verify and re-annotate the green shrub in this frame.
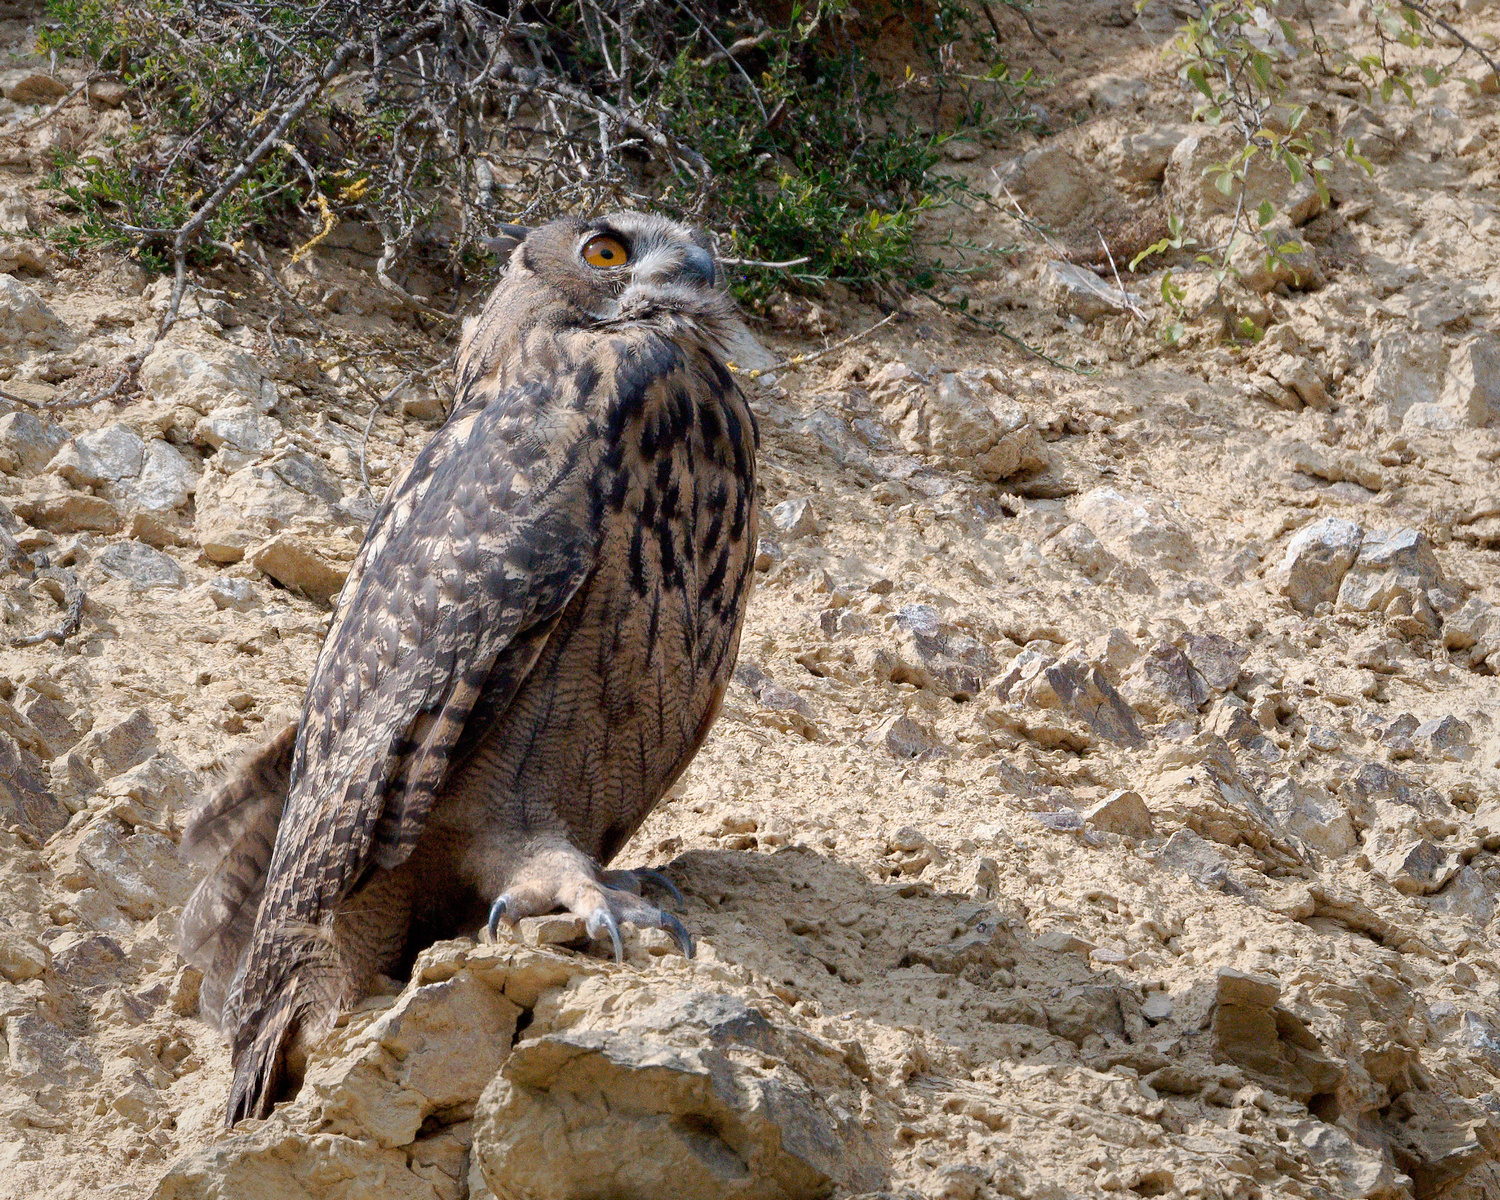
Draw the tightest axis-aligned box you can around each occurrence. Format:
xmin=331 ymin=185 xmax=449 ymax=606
xmin=38 ymin=0 xmax=1035 ymax=302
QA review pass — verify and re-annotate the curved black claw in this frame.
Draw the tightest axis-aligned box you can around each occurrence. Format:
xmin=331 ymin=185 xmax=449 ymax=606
xmin=586 ymin=907 xmax=624 ymax=963
xmin=659 ymin=910 xmax=695 ymax=959
xmin=487 ymin=894 xmax=512 ymax=942
xmin=599 ymin=867 xmax=687 ymax=908
xmin=636 ymin=868 xmax=686 ymax=909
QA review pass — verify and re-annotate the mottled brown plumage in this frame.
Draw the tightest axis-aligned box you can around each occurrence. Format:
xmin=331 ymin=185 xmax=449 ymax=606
xmin=178 ymin=212 xmax=759 ymax=1125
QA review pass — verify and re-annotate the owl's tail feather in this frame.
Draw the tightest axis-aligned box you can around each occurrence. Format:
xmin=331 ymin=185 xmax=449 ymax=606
xmin=178 ymin=722 xmax=298 ymax=1028
xmin=224 ymin=923 xmax=353 ymax=1125
xmin=223 ymin=864 xmax=417 ymax=1124
xmin=223 ymin=918 xmax=352 ymax=1128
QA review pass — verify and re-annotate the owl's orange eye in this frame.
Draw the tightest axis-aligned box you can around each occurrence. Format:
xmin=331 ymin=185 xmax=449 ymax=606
xmin=581 ymin=234 xmax=629 ymax=268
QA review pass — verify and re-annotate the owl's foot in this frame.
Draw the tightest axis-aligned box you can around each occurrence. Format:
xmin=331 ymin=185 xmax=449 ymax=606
xmin=485 ymin=847 xmax=693 ymax=962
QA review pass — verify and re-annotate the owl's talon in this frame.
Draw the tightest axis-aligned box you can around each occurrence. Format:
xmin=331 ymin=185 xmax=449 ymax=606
xmin=638 ymin=869 xmax=686 ymax=909
xmin=487 ymin=895 xmax=513 ymax=941
xmin=586 ymin=907 xmax=624 ymax=963
xmin=601 ymin=867 xmax=685 ymax=908
xmin=659 ymin=910 xmax=695 ymax=959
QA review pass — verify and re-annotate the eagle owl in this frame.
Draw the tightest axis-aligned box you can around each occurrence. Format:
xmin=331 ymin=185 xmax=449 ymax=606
xmin=178 ymin=212 xmax=759 ymax=1125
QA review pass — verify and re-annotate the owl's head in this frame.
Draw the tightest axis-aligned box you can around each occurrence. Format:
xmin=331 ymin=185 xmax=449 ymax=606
xmin=488 ymin=211 xmax=733 ymax=330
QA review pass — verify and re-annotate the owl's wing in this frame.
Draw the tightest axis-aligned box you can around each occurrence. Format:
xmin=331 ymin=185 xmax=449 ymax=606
xmin=255 ymin=376 xmax=602 ymax=937
xmin=221 ymin=377 xmax=601 ymax=1121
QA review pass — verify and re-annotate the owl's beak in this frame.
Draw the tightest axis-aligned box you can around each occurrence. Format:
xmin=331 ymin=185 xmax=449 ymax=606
xmin=677 ymin=245 xmax=717 ymax=288
xmin=484 ymin=224 xmax=532 ymax=258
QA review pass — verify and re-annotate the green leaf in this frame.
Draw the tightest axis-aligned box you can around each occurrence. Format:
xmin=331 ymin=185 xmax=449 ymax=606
xmin=1257 ymin=199 xmax=1274 ymax=227
xmin=1186 ymin=65 xmax=1213 ymax=99
xmin=1214 ymin=170 xmax=1236 ymax=196
xmin=1130 ymin=240 xmax=1168 ymax=270
xmin=1251 ymin=53 xmax=1273 ymax=91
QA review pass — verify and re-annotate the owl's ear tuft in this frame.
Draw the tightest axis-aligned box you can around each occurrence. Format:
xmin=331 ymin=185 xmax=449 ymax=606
xmin=484 ymin=224 xmax=532 ymax=259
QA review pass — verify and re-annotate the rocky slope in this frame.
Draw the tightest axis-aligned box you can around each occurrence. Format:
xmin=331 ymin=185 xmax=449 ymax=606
xmin=2 ymin=2 xmax=1500 ymax=1198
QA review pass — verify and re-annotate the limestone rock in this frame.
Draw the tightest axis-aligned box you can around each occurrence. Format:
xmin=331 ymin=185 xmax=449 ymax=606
xmin=891 ymin=603 xmax=998 ymax=699
xmin=992 ymin=652 xmax=1146 ymax=748
xmin=1157 ymin=828 xmax=1232 ymax=889
xmin=194 ymin=450 xmax=367 ymax=563
xmin=49 ymin=423 xmax=146 ymax=490
xmin=1262 ymin=779 xmax=1356 ymax=857
xmin=0 ymin=275 xmax=73 ymax=355
xmin=1165 ymin=128 xmax=1325 ymax=232
xmin=309 ymin=971 xmax=521 ymax=1148
xmin=885 ymin=369 xmax=1045 ymax=484
xmin=248 ymin=532 xmax=355 ymax=605
xmin=1336 ymin=528 xmax=1444 ymax=627
xmin=1361 ymin=332 xmax=1446 ymax=428
xmin=59 ymin=817 xmax=187 ymax=919
xmin=194 ymin=406 xmax=282 ymax=462
xmin=1229 ymin=224 xmax=1324 ymax=293
xmin=0 ymin=410 xmax=67 ymax=475
xmin=1266 ymin=353 xmax=1331 ymax=410
xmin=1103 ymin=126 xmax=1191 ymax=184
xmin=1132 ymin=642 xmax=1211 ymax=715
xmin=1369 ymin=837 xmax=1461 ymax=896
xmin=472 ymin=990 xmax=882 ymax=1200
xmin=873 ymin=713 xmax=944 ymax=759
xmin=0 ymin=236 xmax=52 ymax=274
xmin=1428 ymin=866 xmax=1495 ymax=927
xmin=1212 ymin=968 xmax=1343 ymax=1101
xmin=189 ymin=574 xmax=262 ymax=612
xmin=13 ymin=685 xmax=81 ymax=759
xmin=0 ymin=734 xmax=69 ymax=841
xmin=1083 ymin=790 xmax=1154 ymax=839
xmin=1071 ymin=487 xmax=1197 ymax=573
xmin=1412 ymin=715 xmax=1472 ymax=761
xmin=73 ymin=709 xmax=158 ymax=779
xmin=768 ymin=496 xmax=818 ymax=537
xmin=1276 ymin=517 xmax=1364 ymax=613
xmin=1290 ymin=1121 xmax=1403 ymax=1200
xmin=139 ymin=330 xmax=275 ymax=417
xmin=153 ymin=1124 xmax=447 ymax=1200
xmin=1438 ymin=333 xmax=1500 ymax=427
xmin=1442 ymin=595 xmax=1500 ymax=669
xmin=92 ymin=541 xmax=186 ymax=590
xmin=990 ymin=143 xmax=1097 ymax=227
xmin=1043 ymin=260 xmax=1144 ymax=321
xmin=1181 ymin=633 xmax=1247 ymax=693
xmin=0 ymin=931 xmax=48 ymax=982
xmin=115 ymin=439 xmax=201 ymax=544
xmin=9 ymin=481 xmax=122 ymax=533
xmin=0 ymin=188 xmax=31 ymax=236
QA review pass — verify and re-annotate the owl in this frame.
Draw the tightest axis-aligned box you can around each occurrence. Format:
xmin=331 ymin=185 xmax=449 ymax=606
xmin=178 ymin=212 xmax=760 ymax=1125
